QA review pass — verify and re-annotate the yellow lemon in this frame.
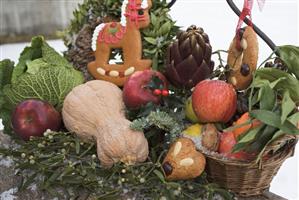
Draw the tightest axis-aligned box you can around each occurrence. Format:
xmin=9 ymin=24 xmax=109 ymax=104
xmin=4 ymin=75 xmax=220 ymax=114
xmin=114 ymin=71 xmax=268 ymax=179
xmin=183 ymin=124 xmax=202 ymax=137
xmin=185 ymin=97 xmax=199 ymax=123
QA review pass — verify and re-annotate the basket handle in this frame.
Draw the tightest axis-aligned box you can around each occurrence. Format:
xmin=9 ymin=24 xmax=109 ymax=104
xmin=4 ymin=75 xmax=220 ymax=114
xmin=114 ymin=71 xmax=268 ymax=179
xmin=168 ymin=0 xmax=177 ymax=8
xmin=226 ymin=0 xmax=278 ymax=55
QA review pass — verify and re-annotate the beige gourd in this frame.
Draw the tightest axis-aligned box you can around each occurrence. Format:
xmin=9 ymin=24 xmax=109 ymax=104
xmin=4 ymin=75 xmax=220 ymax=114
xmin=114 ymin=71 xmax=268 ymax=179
xmin=62 ymin=80 xmax=149 ymax=168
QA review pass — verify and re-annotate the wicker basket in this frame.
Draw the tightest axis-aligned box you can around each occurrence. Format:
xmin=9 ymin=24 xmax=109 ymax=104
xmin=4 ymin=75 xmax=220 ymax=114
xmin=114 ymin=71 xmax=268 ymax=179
xmin=202 ymin=134 xmax=297 ymax=197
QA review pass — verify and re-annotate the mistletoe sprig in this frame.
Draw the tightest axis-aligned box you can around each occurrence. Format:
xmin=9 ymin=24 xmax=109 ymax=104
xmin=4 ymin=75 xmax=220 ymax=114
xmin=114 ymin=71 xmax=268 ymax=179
xmin=0 ymin=131 xmax=233 ymax=200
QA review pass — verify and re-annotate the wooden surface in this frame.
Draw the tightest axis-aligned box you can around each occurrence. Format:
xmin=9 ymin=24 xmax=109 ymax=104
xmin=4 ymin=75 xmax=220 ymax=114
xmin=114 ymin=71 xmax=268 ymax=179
xmin=238 ymin=191 xmax=286 ymax=200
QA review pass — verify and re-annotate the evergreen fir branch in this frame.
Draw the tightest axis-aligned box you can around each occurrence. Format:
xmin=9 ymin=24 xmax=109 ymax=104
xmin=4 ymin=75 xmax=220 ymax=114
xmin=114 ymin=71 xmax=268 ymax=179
xmin=130 ymin=111 xmax=184 ymax=137
xmin=130 ymin=118 xmax=148 ymax=132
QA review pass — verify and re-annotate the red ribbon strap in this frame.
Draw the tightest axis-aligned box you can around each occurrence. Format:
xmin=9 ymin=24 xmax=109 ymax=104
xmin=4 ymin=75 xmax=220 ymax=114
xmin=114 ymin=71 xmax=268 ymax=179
xmin=237 ymin=0 xmax=254 ymax=30
xmin=236 ymin=0 xmax=265 ymax=48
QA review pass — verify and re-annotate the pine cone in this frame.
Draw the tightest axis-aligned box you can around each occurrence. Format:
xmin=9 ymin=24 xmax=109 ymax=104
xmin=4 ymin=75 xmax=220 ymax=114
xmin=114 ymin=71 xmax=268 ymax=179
xmin=165 ymin=25 xmax=213 ymax=89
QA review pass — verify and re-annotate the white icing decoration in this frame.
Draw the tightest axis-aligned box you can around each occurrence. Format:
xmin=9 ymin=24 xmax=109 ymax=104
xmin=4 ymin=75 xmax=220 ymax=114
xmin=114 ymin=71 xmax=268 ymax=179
xmin=91 ymin=23 xmax=106 ymax=51
xmin=109 ymin=70 xmax=120 ymax=77
xmin=97 ymin=68 xmax=106 ymax=76
xmin=180 ymin=158 xmax=194 ymax=167
xmin=173 ymin=142 xmax=182 ymax=157
xmin=124 ymin=67 xmax=135 ymax=76
xmin=120 ymin=0 xmax=129 ymax=27
xmin=141 ymin=0 xmax=148 ymax=9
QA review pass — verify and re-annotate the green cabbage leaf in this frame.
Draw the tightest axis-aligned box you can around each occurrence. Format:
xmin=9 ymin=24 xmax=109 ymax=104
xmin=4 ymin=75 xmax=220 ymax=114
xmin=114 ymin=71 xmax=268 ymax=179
xmin=0 ymin=36 xmax=84 ymax=134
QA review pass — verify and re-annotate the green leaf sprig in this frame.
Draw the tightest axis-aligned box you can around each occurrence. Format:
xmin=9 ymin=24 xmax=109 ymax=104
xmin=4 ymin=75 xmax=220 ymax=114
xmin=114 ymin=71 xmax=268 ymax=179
xmin=0 ymin=131 xmax=233 ymax=199
xmin=233 ymin=45 xmax=299 ymax=163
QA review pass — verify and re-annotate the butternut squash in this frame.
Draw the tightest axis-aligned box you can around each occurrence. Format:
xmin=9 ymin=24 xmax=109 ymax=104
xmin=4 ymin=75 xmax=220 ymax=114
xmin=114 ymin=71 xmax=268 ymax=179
xmin=62 ymin=80 xmax=149 ymax=168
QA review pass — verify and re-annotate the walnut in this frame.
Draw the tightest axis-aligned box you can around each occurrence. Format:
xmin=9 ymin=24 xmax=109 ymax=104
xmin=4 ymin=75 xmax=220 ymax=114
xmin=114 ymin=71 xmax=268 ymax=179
xmin=201 ymin=123 xmax=220 ymax=152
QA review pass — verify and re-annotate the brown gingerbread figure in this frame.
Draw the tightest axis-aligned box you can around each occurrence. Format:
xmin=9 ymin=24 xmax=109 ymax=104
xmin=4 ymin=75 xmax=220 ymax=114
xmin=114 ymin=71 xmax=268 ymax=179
xmin=88 ymin=0 xmax=152 ymax=86
xmin=227 ymin=26 xmax=259 ymax=90
xmin=162 ymin=138 xmax=206 ymax=181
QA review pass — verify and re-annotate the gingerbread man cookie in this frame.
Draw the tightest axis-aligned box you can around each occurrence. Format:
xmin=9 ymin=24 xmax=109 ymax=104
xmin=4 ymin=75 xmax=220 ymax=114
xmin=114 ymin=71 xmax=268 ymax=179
xmin=88 ymin=0 xmax=152 ymax=86
xmin=227 ymin=26 xmax=259 ymax=90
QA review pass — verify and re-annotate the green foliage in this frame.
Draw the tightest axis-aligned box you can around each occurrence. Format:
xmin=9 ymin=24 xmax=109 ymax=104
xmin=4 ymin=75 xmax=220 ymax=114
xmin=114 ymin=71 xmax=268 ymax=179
xmin=11 ymin=37 xmax=43 ymax=82
xmin=4 ymin=36 xmax=84 ymax=110
xmin=142 ymin=6 xmax=179 ymax=71
xmin=233 ymin=46 xmax=299 ymax=161
xmin=277 ymin=45 xmax=299 ymax=79
xmin=0 ymin=37 xmax=84 ymax=134
xmin=63 ymin=0 xmax=179 ymax=71
xmin=131 ymin=110 xmax=183 ymax=139
xmin=146 ymin=75 xmax=165 ymax=90
xmin=4 ymin=66 xmax=83 ymax=110
xmin=250 ymin=110 xmax=299 ymax=135
xmin=0 ymin=59 xmax=15 ymax=134
xmin=0 ymin=59 xmax=14 ymax=87
xmin=254 ymin=68 xmax=299 ymax=104
xmin=0 ymin=131 xmax=233 ymax=199
xmin=127 ymin=86 xmax=192 ymax=143
xmin=67 ymin=0 xmax=123 ymax=37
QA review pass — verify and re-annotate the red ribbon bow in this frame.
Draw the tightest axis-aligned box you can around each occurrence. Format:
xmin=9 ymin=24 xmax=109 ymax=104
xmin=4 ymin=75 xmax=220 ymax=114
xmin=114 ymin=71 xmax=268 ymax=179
xmin=236 ymin=0 xmax=265 ymax=47
xmin=237 ymin=0 xmax=265 ymax=30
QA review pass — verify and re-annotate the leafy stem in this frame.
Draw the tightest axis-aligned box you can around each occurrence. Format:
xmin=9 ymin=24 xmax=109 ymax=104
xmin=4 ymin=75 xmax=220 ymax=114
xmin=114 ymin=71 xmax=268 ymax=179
xmin=212 ymin=49 xmax=228 ymax=68
xmin=258 ymin=51 xmax=277 ymax=68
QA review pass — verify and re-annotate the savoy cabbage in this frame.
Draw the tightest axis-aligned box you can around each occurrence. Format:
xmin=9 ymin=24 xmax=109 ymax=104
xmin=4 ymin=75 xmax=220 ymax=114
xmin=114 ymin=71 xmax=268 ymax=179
xmin=0 ymin=36 xmax=84 ymax=134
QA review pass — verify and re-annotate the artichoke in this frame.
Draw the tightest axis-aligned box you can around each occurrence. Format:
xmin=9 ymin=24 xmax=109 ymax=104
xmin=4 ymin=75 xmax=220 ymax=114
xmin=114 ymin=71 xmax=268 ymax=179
xmin=165 ymin=25 xmax=214 ymax=89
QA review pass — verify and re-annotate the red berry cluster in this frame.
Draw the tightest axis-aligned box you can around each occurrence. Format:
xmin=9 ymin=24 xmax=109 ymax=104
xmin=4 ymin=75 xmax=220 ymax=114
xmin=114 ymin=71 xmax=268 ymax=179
xmin=153 ymin=89 xmax=169 ymax=97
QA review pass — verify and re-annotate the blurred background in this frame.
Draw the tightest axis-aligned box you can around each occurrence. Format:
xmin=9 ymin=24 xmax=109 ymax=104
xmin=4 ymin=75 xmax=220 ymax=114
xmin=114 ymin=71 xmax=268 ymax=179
xmin=0 ymin=0 xmax=298 ymax=199
xmin=1 ymin=0 xmax=298 ymax=60
xmin=0 ymin=0 xmax=81 ymax=43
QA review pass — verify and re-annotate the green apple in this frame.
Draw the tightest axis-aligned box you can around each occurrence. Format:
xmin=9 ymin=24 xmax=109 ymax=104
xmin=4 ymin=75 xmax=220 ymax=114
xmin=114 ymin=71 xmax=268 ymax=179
xmin=185 ymin=97 xmax=199 ymax=123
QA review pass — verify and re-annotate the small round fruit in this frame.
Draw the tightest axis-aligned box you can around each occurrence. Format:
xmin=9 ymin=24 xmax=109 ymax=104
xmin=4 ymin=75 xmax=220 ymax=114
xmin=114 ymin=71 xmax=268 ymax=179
xmin=123 ymin=70 xmax=168 ymax=109
xmin=233 ymin=112 xmax=262 ymax=139
xmin=192 ymin=80 xmax=237 ymax=123
xmin=201 ymin=123 xmax=220 ymax=152
xmin=12 ymin=99 xmax=62 ymax=141
xmin=153 ymin=89 xmax=162 ymax=96
xmin=185 ymin=97 xmax=199 ymax=123
xmin=162 ymin=90 xmax=169 ymax=97
xmin=182 ymin=124 xmax=202 ymax=137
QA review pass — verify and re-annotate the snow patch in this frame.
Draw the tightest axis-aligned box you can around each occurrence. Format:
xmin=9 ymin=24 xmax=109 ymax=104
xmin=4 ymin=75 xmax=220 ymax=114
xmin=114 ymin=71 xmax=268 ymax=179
xmin=0 ymin=188 xmax=18 ymax=200
xmin=28 ymin=183 xmax=37 ymax=192
xmin=0 ymin=155 xmax=14 ymax=167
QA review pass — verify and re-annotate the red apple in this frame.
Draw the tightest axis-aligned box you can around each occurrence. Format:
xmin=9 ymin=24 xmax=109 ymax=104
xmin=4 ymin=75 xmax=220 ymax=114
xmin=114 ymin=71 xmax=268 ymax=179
xmin=218 ymin=132 xmax=252 ymax=160
xmin=123 ymin=70 xmax=168 ymax=109
xmin=12 ymin=99 xmax=62 ymax=141
xmin=192 ymin=80 xmax=237 ymax=123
